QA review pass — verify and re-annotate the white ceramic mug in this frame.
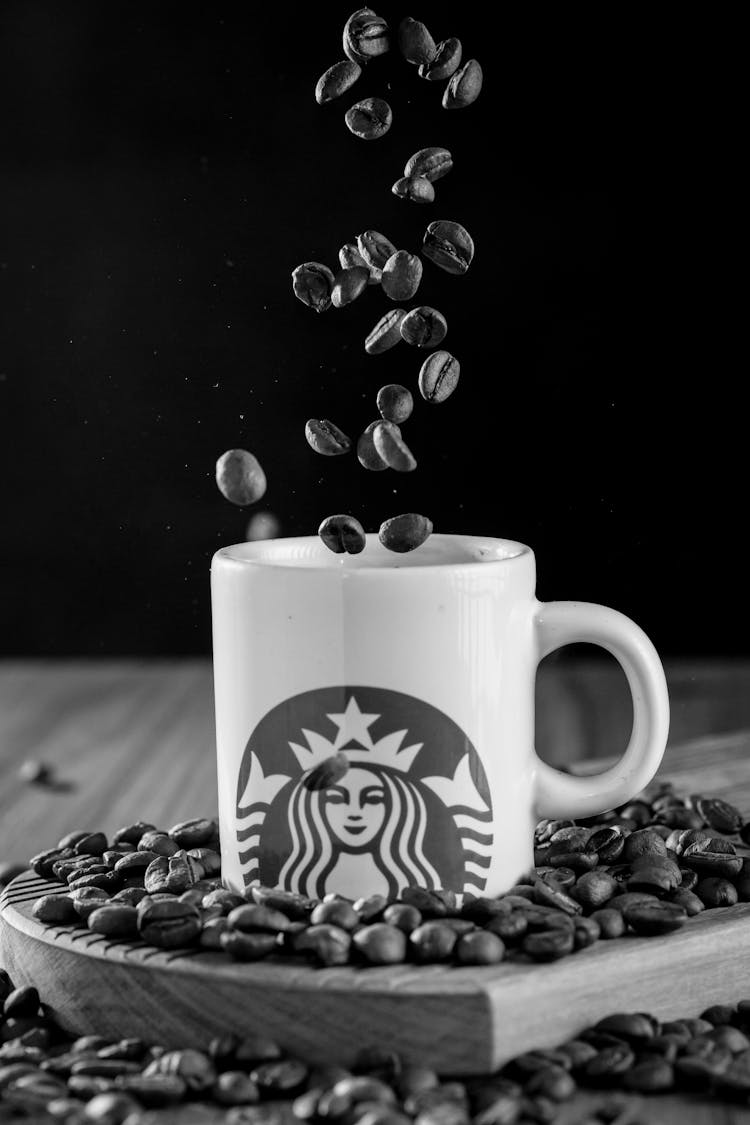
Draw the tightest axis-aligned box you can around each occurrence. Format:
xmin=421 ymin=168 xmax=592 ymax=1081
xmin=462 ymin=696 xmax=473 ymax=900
xmin=211 ymin=534 xmax=669 ymax=900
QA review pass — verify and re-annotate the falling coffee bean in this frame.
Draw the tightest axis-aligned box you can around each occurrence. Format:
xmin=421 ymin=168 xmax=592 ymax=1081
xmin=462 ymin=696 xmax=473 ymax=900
xmin=379 ymin=513 xmax=433 ymax=553
xmin=372 ymin=423 xmax=417 ymax=471
xmin=391 ymin=176 xmax=435 ymax=204
xmin=365 ymin=309 xmax=406 ymax=354
xmin=418 ymin=351 xmax=460 ymax=403
xmin=397 ymin=17 xmax=436 ymax=65
xmin=215 ymin=450 xmax=267 ymax=507
xmin=343 ymin=8 xmax=390 ymax=64
xmin=423 ymin=221 xmax=474 ymax=275
xmin=318 ymin=515 xmax=367 ymax=555
xmin=358 ymin=231 xmax=397 ymax=271
xmin=302 ymin=753 xmax=349 ymax=793
xmin=442 ymin=59 xmax=483 ymax=109
xmin=305 ymin=420 xmax=352 ymax=456
xmin=339 ymin=242 xmax=381 ymax=284
xmin=345 ymin=98 xmax=392 ymax=140
xmin=315 ymin=60 xmax=362 ymax=105
xmin=376 ymin=384 xmax=413 ymax=424
xmin=400 ymin=306 xmax=447 ymax=348
xmin=404 ymin=147 xmax=453 ymax=182
xmin=381 ymin=251 xmax=423 ymax=301
xmin=291 ymin=262 xmax=335 ymax=312
xmin=419 ymin=38 xmax=463 ymax=81
xmin=357 ymin=421 xmax=391 ymax=471
xmin=331 ymin=267 xmax=369 ymax=308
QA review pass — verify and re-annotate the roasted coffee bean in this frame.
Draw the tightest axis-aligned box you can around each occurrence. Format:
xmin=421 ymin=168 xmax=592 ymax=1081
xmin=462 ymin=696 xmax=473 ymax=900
xmin=404 ymin=147 xmax=453 ymax=184
xmin=418 ymin=351 xmax=460 ymax=404
xmin=379 ymin=513 xmax=433 ymax=553
xmin=460 ymin=897 xmax=511 ymax=923
xmin=114 ymin=850 xmax=158 ymax=875
xmin=315 ymin=59 xmax=362 ymax=105
xmin=682 ymin=845 xmax=743 ymax=878
xmin=522 ymin=927 xmax=575 ymax=961
xmin=353 ymin=923 xmax=407 ymax=964
xmin=397 ymin=17 xmax=436 ymax=65
xmin=294 ymin=923 xmax=351 ymax=966
xmin=214 ymin=1070 xmax=261 ymax=1105
xmin=627 ymin=856 xmax=682 ymax=893
xmin=70 ymin=886 xmax=110 ymax=922
xmin=115 ymin=1074 xmax=188 ymax=1105
xmin=693 ymin=795 xmax=743 ymax=834
xmin=345 ymin=98 xmax=392 ymax=140
xmin=340 ymin=242 xmax=381 ymax=283
xmin=701 ymin=1003 xmax=737 ymax=1026
xmin=343 ymin=8 xmax=389 ymax=64
xmin=31 ymin=894 xmax=78 ymax=925
xmin=485 ymin=912 xmax=528 ymax=944
xmin=419 ymin=38 xmax=462 ymax=81
xmin=622 ymin=1058 xmax=674 ymax=1092
xmin=442 ymin=59 xmax=483 ymax=109
xmin=167 ymin=818 xmax=215 ymax=849
xmin=292 ymin=262 xmax=335 ymax=313
xmin=423 ymin=221 xmax=474 ymax=275
xmin=709 ymin=1025 xmax=750 ymax=1052
xmin=332 ymin=266 xmax=370 ymax=308
xmin=358 ymin=231 xmax=397 ymax=272
xmin=137 ymin=898 xmax=201 ymax=948
xmin=249 ymin=887 xmax=314 ymax=921
xmin=311 ymin=900 xmax=360 ymax=930
xmin=623 ymin=900 xmax=687 ymax=935
xmin=594 ymin=1014 xmax=654 ymax=1045
xmin=572 ymin=870 xmax=618 ymax=909
xmin=144 ymin=1048 xmax=216 ymax=1091
xmin=524 ymin=1065 xmax=576 ymax=1101
xmin=73 ymin=831 xmax=108 ymax=856
xmin=584 ymin=1043 xmax=635 ymax=1084
xmin=381 ymin=251 xmax=422 ymax=301
xmin=112 ymin=822 xmax=155 ymax=847
xmin=377 ymin=384 xmax=413 ymax=424
xmin=532 ymin=879 xmax=581 ymax=915
xmin=137 ymin=830 xmax=179 ymax=856
xmin=353 ymin=893 xmax=388 ymax=922
xmin=455 ymin=931 xmax=505 ymax=965
xmin=228 ymin=904 xmax=292 ymax=934
xmin=356 ymin=421 xmax=390 ymax=471
xmin=373 ymin=424 xmax=417 ymax=472
xmin=220 ymin=931 xmax=278 ymax=961
xmin=589 ymin=908 xmax=626 ymax=939
xmin=400 ymin=306 xmax=447 ymax=348
xmin=318 ymin=517 xmax=366 ymax=555
xmin=695 ymin=876 xmax=738 ymax=907
xmin=30 ymin=848 xmax=74 ymax=880
xmin=365 ymin=310 xmax=407 ymax=356
xmin=573 ymin=917 xmax=600 ymax=950
xmin=87 ymin=905 xmax=139 ymax=938
xmin=3 ymin=987 xmax=39 ymax=1020
xmin=622 ymin=829 xmax=667 ymax=862
xmin=410 ymin=922 xmax=458 ymax=962
xmin=305 ymin=419 xmax=352 ymax=456
xmin=392 ymin=176 xmax=435 ymax=204
xmin=383 ymin=903 xmax=422 ymax=932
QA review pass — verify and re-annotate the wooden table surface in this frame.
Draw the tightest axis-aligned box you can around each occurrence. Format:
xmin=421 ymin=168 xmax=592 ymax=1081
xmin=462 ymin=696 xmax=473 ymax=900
xmin=2 ymin=659 xmax=750 ymax=1124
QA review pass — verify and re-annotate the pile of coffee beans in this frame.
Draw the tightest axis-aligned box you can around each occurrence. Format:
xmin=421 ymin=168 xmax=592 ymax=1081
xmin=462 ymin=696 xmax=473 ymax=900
xmin=3 ymin=967 xmax=750 ymax=1121
xmin=20 ymin=783 xmax=750 ymax=971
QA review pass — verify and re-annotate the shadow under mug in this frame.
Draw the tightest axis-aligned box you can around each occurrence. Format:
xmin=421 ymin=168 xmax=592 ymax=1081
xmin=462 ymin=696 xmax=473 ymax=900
xmin=211 ymin=534 xmax=669 ymax=900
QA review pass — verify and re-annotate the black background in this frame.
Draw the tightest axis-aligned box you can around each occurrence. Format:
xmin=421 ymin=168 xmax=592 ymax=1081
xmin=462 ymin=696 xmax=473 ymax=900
xmin=0 ymin=4 xmax=741 ymax=655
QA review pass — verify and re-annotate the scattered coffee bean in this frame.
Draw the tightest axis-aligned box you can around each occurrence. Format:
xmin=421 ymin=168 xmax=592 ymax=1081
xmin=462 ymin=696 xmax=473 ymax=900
xmin=31 ymin=894 xmax=77 ymax=925
xmin=318 ymin=516 xmax=367 ymax=555
xmin=623 ymin=900 xmax=687 ymax=936
xmin=381 ymin=251 xmax=423 ymax=301
xmin=442 ymin=59 xmax=483 ymax=109
xmin=397 ymin=18 xmax=436 ymax=66
xmin=358 ymin=231 xmax=397 ymax=271
xmin=305 ymin=419 xmax=352 ymax=456
xmin=365 ymin=309 xmax=407 ymax=355
xmin=400 ymin=306 xmax=447 ymax=348
xmin=215 ymin=449 xmax=267 ymax=507
xmin=345 ymin=98 xmax=392 ymax=140
xmin=315 ymin=60 xmax=362 ymax=105
xmin=419 ymin=39 xmax=462 ymax=81
xmin=423 ymin=220 xmax=474 ymax=275
xmin=332 ymin=266 xmax=370 ymax=308
xmin=292 ymin=262 xmax=335 ymax=313
xmin=379 ymin=513 xmax=433 ymax=553
xmin=391 ymin=176 xmax=435 ymax=204
xmin=343 ymin=9 xmax=390 ymax=64
xmin=418 ymin=350 xmax=460 ymax=403
xmin=372 ymin=423 xmax=417 ymax=472
xmin=694 ymin=796 xmax=743 ymax=835
xmin=377 ymin=384 xmax=413 ymax=423
xmin=303 ymin=751 xmax=351 ymax=788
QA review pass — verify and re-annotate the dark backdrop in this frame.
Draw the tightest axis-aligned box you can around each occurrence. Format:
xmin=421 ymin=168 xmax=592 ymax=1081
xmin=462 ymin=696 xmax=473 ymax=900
xmin=0 ymin=4 xmax=741 ymax=655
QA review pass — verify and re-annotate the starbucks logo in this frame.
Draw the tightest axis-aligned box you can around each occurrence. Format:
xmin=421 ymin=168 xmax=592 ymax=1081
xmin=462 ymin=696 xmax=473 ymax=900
xmin=235 ymin=686 xmax=493 ymax=899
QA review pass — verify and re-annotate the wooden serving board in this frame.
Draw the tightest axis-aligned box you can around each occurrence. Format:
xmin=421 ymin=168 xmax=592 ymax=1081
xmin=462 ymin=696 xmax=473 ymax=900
xmin=4 ymin=870 xmax=750 ymax=1075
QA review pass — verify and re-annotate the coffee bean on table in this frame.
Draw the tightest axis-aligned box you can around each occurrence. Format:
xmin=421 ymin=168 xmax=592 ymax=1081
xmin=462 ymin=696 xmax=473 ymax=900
xmin=215 ymin=449 xmax=267 ymax=507
xmin=353 ymin=923 xmax=407 ymax=964
xmin=343 ymin=8 xmax=389 ymax=64
xmin=345 ymin=98 xmax=392 ymax=140
xmin=220 ymin=931 xmax=278 ymax=961
xmin=372 ymin=422 xmax=417 ymax=471
xmin=405 ymin=147 xmax=453 ymax=183
xmin=358 ymin=231 xmax=397 ymax=272
xmin=292 ymin=262 xmax=335 ymax=313
xmin=315 ymin=60 xmax=362 ymax=105
xmin=293 ymin=923 xmax=351 ymax=966
xmin=623 ymin=900 xmax=687 ymax=935
xmin=305 ymin=419 xmax=352 ymax=456
xmin=400 ymin=307 xmax=447 ymax=348
xmin=377 ymin=384 xmax=413 ymax=423
xmin=442 ymin=59 xmax=483 ymax=109
xmin=381 ymin=251 xmax=423 ymax=300
xmin=695 ymin=877 xmax=738 ymax=907
xmin=302 ymin=751 xmax=351 ymax=789
xmin=31 ymin=894 xmax=78 ymax=925
xmin=379 ymin=513 xmax=433 ymax=553
xmin=694 ymin=796 xmax=743 ymax=834
xmin=454 ymin=931 xmax=505 ymax=966
xmin=419 ymin=39 xmax=462 ymax=81
xmin=522 ymin=928 xmax=575 ymax=961
xmin=137 ymin=899 xmax=201 ymax=948
xmin=423 ymin=221 xmax=474 ymax=275
xmin=391 ymin=176 xmax=435 ymax=204
xmin=418 ymin=350 xmax=460 ymax=403
xmin=365 ymin=309 xmax=406 ymax=355
xmin=397 ymin=17 xmax=436 ymax=65
xmin=357 ymin=421 xmax=390 ymax=470
xmin=331 ymin=267 xmax=369 ymax=308
xmin=87 ymin=905 xmax=139 ymax=938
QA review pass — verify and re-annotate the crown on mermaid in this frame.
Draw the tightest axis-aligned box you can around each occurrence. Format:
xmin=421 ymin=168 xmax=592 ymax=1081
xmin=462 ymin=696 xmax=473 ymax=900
xmin=288 ymin=695 xmax=423 ymax=774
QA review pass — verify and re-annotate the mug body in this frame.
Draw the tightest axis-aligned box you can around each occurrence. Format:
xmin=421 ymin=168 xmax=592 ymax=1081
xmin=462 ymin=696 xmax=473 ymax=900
xmin=211 ymin=534 xmax=538 ymax=899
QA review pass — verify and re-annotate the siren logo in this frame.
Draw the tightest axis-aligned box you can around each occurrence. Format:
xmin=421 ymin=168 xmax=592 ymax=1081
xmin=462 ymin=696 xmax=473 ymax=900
xmin=235 ymin=686 xmax=493 ymax=899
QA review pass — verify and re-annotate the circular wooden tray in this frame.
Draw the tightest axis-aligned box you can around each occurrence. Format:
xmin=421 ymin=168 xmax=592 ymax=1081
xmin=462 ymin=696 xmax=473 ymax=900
xmin=4 ymin=871 xmax=750 ymax=1074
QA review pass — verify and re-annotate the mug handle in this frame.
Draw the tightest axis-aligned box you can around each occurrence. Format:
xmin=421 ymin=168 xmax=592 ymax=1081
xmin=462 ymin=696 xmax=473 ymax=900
xmin=533 ymin=601 xmax=670 ymax=819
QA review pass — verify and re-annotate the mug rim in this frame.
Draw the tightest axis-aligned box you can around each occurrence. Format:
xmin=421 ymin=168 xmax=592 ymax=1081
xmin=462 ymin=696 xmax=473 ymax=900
xmin=213 ymin=533 xmax=533 ymax=575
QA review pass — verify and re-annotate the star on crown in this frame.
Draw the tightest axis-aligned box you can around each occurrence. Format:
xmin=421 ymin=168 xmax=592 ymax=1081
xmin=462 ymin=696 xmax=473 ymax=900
xmin=289 ymin=695 xmax=423 ymax=773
